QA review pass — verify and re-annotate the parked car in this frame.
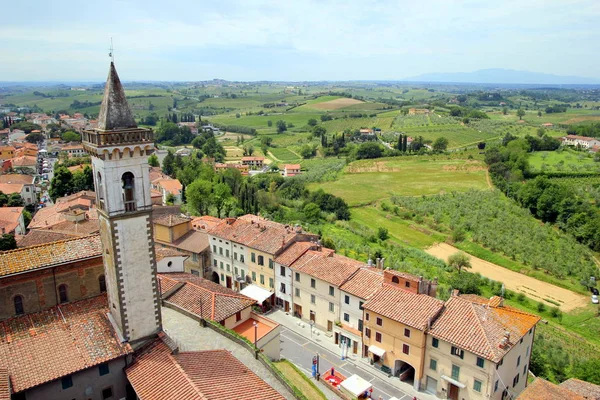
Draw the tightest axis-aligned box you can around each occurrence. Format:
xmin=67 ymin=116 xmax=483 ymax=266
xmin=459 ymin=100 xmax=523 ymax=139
xmin=591 ymin=288 xmax=598 ymax=304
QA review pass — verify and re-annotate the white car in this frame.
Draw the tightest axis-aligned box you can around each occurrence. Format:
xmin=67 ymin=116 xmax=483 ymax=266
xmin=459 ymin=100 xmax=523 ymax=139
xmin=593 ymin=294 xmax=599 ymax=304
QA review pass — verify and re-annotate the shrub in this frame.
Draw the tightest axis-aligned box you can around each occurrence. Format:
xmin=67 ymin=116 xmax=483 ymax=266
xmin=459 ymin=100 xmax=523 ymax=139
xmin=537 ymin=302 xmax=547 ymax=313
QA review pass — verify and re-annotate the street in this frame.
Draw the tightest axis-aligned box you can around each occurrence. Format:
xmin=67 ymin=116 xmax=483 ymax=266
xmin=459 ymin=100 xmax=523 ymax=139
xmin=280 ymin=326 xmax=414 ymax=400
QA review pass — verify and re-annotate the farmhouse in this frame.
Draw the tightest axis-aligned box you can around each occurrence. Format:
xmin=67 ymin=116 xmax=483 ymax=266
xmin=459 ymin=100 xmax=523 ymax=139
xmin=561 ymin=134 xmax=600 ymax=149
xmin=283 ymin=163 xmax=301 ymax=177
xmin=241 ymin=156 xmax=265 ymax=168
xmin=359 ymin=128 xmax=374 ymax=136
xmin=409 ymin=108 xmax=431 ymax=115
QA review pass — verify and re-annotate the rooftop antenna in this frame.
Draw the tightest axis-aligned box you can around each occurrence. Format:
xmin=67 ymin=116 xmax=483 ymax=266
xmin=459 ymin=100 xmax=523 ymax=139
xmin=109 ymin=38 xmax=114 ymax=63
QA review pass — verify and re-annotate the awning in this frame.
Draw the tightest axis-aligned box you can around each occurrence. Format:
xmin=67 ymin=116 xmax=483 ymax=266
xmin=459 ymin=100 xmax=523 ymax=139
xmin=441 ymin=375 xmax=466 ymax=389
xmin=240 ymin=284 xmax=272 ymax=303
xmin=340 ymin=374 xmax=372 ymax=397
xmin=368 ymin=345 xmax=386 ymax=358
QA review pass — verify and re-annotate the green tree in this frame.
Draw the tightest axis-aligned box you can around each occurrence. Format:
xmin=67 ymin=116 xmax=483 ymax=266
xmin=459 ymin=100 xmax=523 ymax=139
xmin=212 ymin=183 xmax=232 ymax=218
xmin=448 ymin=252 xmax=471 ymax=273
xmin=307 ymin=118 xmax=318 ymax=126
xmin=537 ymin=110 xmax=542 ymax=117
xmin=6 ymin=193 xmax=24 ymax=207
xmin=148 ymin=154 xmax=160 ymax=167
xmin=312 ymin=125 xmax=326 ymax=137
xmin=502 ymin=107 xmax=508 ymax=115
xmin=448 ymin=272 xmax=481 ymax=295
xmin=61 ymin=131 xmax=81 ymax=142
xmin=276 ymin=120 xmax=287 ymax=133
xmin=25 ymin=132 xmax=44 ymax=143
xmin=303 ymin=202 xmax=321 ymax=222
xmin=162 ymin=151 xmax=176 ymax=176
xmin=517 ymin=109 xmax=526 ymax=120
xmin=49 ymin=166 xmax=73 ymax=201
xmin=267 ymin=120 xmax=272 ymax=127
xmin=433 ymin=137 xmax=449 ymax=152
xmin=186 ymin=179 xmax=213 ymax=215
xmin=356 ymin=142 xmax=383 ymax=159
xmin=0 ymin=234 xmax=17 ymax=251
xmin=377 ymin=227 xmax=389 ymax=241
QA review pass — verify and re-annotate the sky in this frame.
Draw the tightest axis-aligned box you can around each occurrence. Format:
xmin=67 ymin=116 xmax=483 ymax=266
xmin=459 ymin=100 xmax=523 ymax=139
xmin=1 ymin=0 xmax=599 ymax=82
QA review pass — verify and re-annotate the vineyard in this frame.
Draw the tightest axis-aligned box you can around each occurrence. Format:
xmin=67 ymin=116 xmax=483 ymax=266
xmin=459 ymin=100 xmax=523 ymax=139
xmin=393 ymin=190 xmax=597 ymax=287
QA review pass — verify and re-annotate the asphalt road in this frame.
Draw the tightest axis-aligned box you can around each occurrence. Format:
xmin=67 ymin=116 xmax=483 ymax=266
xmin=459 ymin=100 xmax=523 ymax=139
xmin=280 ymin=326 xmax=414 ymax=400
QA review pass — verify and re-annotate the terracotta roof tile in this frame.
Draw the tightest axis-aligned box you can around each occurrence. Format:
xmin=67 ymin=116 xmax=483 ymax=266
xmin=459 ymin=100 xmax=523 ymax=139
xmin=0 ymin=184 xmax=23 ymax=196
xmin=10 ymin=156 xmax=37 ymax=167
xmin=158 ymin=273 xmax=255 ymax=322
xmin=0 ymin=174 xmax=34 ymax=185
xmin=363 ymin=284 xmax=444 ymax=330
xmin=155 ymin=230 xmax=208 ymax=254
xmin=154 ymin=214 xmax=190 ymax=227
xmin=0 ymin=369 xmax=9 ymax=400
xmin=428 ymin=294 xmax=540 ymax=362
xmin=0 ymin=295 xmax=132 ymax=393
xmin=155 ymin=247 xmax=187 ymax=261
xmin=518 ymin=378 xmax=585 ymax=400
xmin=274 ymin=241 xmax=315 ymax=266
xmin=191 ymin=216 xmax=222 ymax=231
xmin=340 ymin=268 xmax=383 ymax=299
xmin=560 ymin=378 xmax=600 ymax=399
xmin=17 ymin=230 xmax=75 ymax=248
xmin=126 ymin=340 xmax=285 ymax=400
xmin=154 ymin=178 xmax=183 ymax=194
xmin=0 ymin=234 xmax=102 ymax=277
xmin=291 ymin=249 xmax=363 ymax=286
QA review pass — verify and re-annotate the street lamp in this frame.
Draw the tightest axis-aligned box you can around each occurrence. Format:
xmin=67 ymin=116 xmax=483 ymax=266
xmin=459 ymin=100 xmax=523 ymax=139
xmin=309 ymin=320 xmax=314 ymax=339
xmin=253 ymin=321 xmax=258 ymax=359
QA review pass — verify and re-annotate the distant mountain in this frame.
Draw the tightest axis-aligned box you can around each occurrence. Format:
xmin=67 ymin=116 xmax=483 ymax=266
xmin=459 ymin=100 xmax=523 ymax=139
xmin=403 ymin=68 xmax=600 ymax=85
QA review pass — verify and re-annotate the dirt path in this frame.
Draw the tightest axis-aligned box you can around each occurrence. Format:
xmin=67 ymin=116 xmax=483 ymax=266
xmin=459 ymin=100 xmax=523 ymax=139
xmin=426 ymin=243 xmax=589 ymax=312
xmin=485 ymin=170 xmax=492 ymax=188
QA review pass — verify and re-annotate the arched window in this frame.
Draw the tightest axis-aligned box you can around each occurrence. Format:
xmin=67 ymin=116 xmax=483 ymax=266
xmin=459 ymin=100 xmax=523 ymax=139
xmin=58 ymin=284 xmax=69 ymax=304
xmin=392 ymin=276 xmax=400 ymax=284
xmin=96 ymin=172 xmax=105 ymax=210
xmin=121 ymin=172 xmax=136 ymax=212
xmin=14 ymin=295 xmax=24 ymax=315
xmin=99 ymin=275 xmax=106 ymax=293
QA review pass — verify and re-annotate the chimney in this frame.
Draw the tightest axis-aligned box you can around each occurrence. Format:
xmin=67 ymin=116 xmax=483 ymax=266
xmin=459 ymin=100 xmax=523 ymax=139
xmin=376 ymin=258 xmax=381 ymax=269
xmin=380 ymin=258 xmax=385 ymax=270
xmin=504 ymin=331 xmax=510 ymax=343
xmin=367 ymin=258 xmax=373 ymax=267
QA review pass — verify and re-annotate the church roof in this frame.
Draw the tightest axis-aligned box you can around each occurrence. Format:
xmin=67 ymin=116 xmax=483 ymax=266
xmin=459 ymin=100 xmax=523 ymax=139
xmin=97 ymin=62 xmax=137 ymax=131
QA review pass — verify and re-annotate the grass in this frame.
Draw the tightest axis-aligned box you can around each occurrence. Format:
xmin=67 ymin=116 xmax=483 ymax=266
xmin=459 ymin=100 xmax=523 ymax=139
xmin=309 ymin=157 xmax=489 ymax=206
xmin=269 ymin=147 xmax=301 ymax=162
xmin=351 ymin=206 xmax=443 ymax=248
xmin=272 ymin=360 xmax=327 ymax=400
xmin=529 ymin=149 xmax=600 ymax=174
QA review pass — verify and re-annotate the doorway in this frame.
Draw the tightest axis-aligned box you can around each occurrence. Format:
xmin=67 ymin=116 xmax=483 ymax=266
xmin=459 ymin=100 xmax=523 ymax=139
xmin=284 ymin=300 xmax=290 ymax=312
xmin=310 ymin=310 xmax=316 ymax=323
xmin=226 ymin=276 xmax=232 ymax=289
xmin=448 ymin=384 xmax=459 ymax=400
xmin=211 ymin=271 xmax=220 ymax=284
xmin=327 ymin=320 xmax=333 ymax=331
xmin=294 ymin=304 xmax=302 ymax=318
xmin=353 ymin=341 xmax=358 ymax=354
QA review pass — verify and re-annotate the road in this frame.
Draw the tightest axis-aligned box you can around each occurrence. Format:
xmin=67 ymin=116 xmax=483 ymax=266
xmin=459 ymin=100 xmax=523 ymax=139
xmin=280 ymin=326 xmax=414 ymax=400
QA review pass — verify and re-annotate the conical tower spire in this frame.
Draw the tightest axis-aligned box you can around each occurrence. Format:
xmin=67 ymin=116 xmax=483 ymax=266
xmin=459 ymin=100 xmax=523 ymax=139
xmin=97 ymin=62 xmax=137 ymax=130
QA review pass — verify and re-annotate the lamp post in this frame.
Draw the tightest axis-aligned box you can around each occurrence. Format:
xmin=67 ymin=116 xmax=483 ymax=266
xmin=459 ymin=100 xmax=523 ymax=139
xmin=310 ymin=320 xmax=314 ymax=339
xmin=253 ymin=321 xmax=258 ymax=359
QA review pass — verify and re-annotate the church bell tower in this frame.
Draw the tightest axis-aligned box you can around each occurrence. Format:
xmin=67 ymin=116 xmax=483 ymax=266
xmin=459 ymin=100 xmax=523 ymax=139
xmin=82 ymin=62 xmax=161 ymax=345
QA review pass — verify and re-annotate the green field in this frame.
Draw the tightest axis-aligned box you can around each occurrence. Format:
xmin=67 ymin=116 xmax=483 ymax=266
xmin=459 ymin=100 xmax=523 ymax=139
xmin=529 ymin=149 xmax=600 ymax=173
xmin=309 ymin=157 xmax=490 ymax=206
xmin=268 ymin=147 xmax=300 ymax=162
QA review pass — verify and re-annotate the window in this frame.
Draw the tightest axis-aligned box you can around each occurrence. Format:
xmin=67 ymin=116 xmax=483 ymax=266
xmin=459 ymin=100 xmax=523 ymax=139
xmin=526 ymin=346 xmax=530 ymax=356
xmin=235 ymin=267 xmax=239 ymax=275
xmin=213 ymin=259 xmax=217 ymax=267
xmin=344 ymin=313 xmax=350 ymax=322
xmin=474 ymin=379 xmax=482 ymax=393
xmin=226 ymin=264 xmax=230 ymax=272
xmin=220 ymin=273 xmax=224 ymax=281
xmin=517 ymin=356 xmax=521 ymax=367
xmin=252 ymin=271 xmax=256 ymax=281
xmin=58 ymin=284 xmax=68 ymax=303
xmin=269 ymin=259 xmax=274 ymax=269
xmin=365 ymin=328 xmax=371 ymax=338
xmin=295 ymin=288 xmax=300 ymax=297
xmin=257 ymin=255 xmax=264 ymax=266
xmin=213 ymin=245 xmax=217 ymax=252
xmin=260 ymin=275 xmax=265 ymax=285
xmin=523 ymin=364 xmax=528 ymax=376
xmin=375 ymin=332 xmax=382 ymax=343
xmin=192 ymin=253 xmax=198 ymax=262
xmin=392 ymin=276 xmax=399 ymax=284
xmin=329 ymin=302 xmax=334 ymax=312
xmin=280 ymin=266 xmax=285 ymax=277
xmin=191 ymin=269 xmax=200 ymax=276
xmin=295 ymin=272 xmax=300 ymax=282
xmin=236 ymin=311 xmax=241 ymax=322
xmin=476 ymin=357 xmax=485 ymax=368
xmin=234 ymin=252 xmax=238 ymax=260
xmin=365 ymin=312 xmax=369 ymax=321
xmin=219 ymin=247 xmax=223 ymax=255
xmin=344 ymin=295 xmax=350 ymax=304
xmin=97 ymin=172 xmax=104 ymax=203
xmin=121 ymin=172 xmax=136 ymax=211
xmin=429 ymin=358 xmax=437 ymax=371
xmin=432 ymin=337 xmax=439 ymax=348
xmin=220 ymin=261 xmax=223 ymax=269
xmin=329 ymin=286 xmax=334 ymax=296
xmin=359 ymin=301 xmax=364 ymax=310
xmin=102 ymin=387 xmax=113 ymax=399
xmin=99 ymin=363 xmax=110 ymax=376
xmin=376 ymin=317 xmax=382 ymax=326
xmin=451 ymin=346 xmax=464 ymax=359
xmin=251 ymin=253 xmax=256 ymax=263
xmin=512 ymin=374 xmax=520 ymax=387
xmin=403 ymin=344 xmax=409 ymax=355
xmin=494 ymin=380 xmax=499 ymax=392
xmin=62 ymin=375 xmax=73 ymax=389
xmin=311 ymin=294 xmax=316 ymax=304
xmin=520 ymin=338 xmax=523 ymax=344
xmin=311 ymin=278 xmax=316 ymax=288
xmin=241 ymin=270 xmax=245 ymax=279
xmin=404 ymin=328 xmax=410 ymax=338
xmin=280 ymin=283 xmax=286 ymax=294
xmin=269 ymin=278 xmax=274 ymax=288
xmin=240 ymin=254 xmax=244 ymax=263
xmin=13 ymin=295 xmax=24 ymax=315
xmin=358 ymin=319 xmax=363 ymax=331
xmin=451 ymin=365 xmax=460 ymax=380
xmin=226 ymin=249 xmax=229 ymax=257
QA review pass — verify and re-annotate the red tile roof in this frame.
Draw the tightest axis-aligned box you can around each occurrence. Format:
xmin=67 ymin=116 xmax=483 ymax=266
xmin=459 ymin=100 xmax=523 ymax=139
xmin=0 ymin=295 xmax=132 ymax=393
xmin=518 ymin=378 xmax=585 ymax=400
xmin=191 ymin=216 xmax=222 ymax=231
xmin=428 ymin=294 xmax=540 ymax=362
xmin=16 ymin=230 xmax=75 ymax=248
xmin=560 ymin=378 xmax=600 ymax=399
xmin=340 ymin=267 xmax=383 ymax=299
xmin=126 ymin=339 xmax=286 ymax=400
xmin=363 ymin=284 xmax=444 ymax=330
xmin=0 ymin=174 xmax=34 ymax=185
xmin=155 ymin=247 xmax=187 ymax=261
xmin=156 ymin=229 xmax=209 ymax=254
xmin=0 ymin=234 xmax=102 ymax=277
xmin=291 ymin=249 xmax=363 ymax=286
xmin=158 ymin=273 xmax=255 ymax=322
xmin=0 ymin=369 xmax=8 ymax=400
xmin=154 ymin=214 xmax=190 ymax=227
xmin=274 ymin=241 xmax=315 ymax=266
xmin=0 ymin=207 xmax=23 ymax=234
xmin=209 ymin=215 xmax=317 ymax=255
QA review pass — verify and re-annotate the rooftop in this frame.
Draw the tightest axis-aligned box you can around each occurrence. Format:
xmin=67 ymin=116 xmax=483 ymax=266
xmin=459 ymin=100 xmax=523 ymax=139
xmin=340 ymin=267 xmax=383 ymax=300
xmin=363 ymin=284 xmax=444 ymax=330
xmin=155 ymin=246 xmax=187 ymax=261
xmin=0 ymin=234 xmax=102 ymax=277
xmin=97 ymin=62 xmax=137 ymax=131
xmin=10 ymin=156 xmax=37 ymax=167
xmin=16 ymin=230 xmax=74 ymax=248
xmin=126 ymin=339 xmax=285 ymax=400
xmin=517 ymin=378 xmax=585 ymax=400
xmin=0 ymin=174 xmax=34 ymax=185
xmin=274 ymin=241 xmax=315 ymax=267
xmin=190 ymin=215 xmax=222 ymax=231
xmin=232 ymin=315 xmax=278 ymax=342
xmin=0 ymin=295 xmax=132 ymax=393
xmin=0 ymin=207 xmax=23 ymax=234
xmin=154 ymin=214 xmax=190 ymax=227
xmin=560 ymin=378 xmax=600 ymax=399
xmin=291 ymin=249 xmax=363 ymax=286
xmin=155 ymin=229 xmax=208 ymax=254
xmin=154 ymin=178 xmax=183 ymax=194
xmin=0 ymin=184 xmax=23 ymax=196
xmin=428 ymin=294 xmax=540 ymax=363
xmin=158 ymin=273 xmax=256 ymax=322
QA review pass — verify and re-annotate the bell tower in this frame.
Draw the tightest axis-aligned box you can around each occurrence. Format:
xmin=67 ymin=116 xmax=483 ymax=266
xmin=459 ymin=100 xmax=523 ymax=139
xmin=82 ymin=62 xmax=161 ymax=345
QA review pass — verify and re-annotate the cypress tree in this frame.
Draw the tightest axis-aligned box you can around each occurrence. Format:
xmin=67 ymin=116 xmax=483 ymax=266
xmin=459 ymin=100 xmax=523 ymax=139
xmin=403 ymin=135 xmax=408 ymax=152
xmin=397 ymin=135 xmax=402 ymax=150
